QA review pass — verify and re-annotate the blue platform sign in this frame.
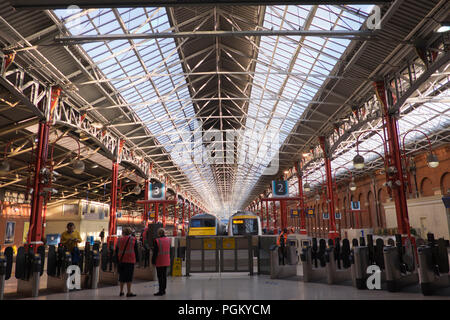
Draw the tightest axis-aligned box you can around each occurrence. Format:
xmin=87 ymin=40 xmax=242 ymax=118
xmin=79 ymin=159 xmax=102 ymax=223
xmin=272 ymin=180 xmax=289 ymax=197
xmin=149 ymin=182 xmax=165 ymax=200
xmin=335 ymin=212 xmax=342 ymax=220
xmin=306 ymin=208 xmax=315 ymax=216
xmin=291 ymin=209 xmax=299 ymax=218
xmin=351 ymin=201 xmax=360 ymax=211
xmin=323 ymin=212 xmax=329 ymax=220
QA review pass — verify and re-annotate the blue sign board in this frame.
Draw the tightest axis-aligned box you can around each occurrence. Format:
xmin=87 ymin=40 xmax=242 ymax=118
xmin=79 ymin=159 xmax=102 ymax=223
xmin=272 ymin=180 xmax=289 ymax=197
xmin=351 ymin=201 xmax=360 ymax=211
xmin=149 ymin=182 xmax=165 ymax=200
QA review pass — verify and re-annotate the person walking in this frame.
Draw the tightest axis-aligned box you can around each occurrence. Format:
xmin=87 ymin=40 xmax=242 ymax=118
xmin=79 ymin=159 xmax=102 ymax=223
xmin=61 ymin=222 xmax=82 ymax=265
xmin=116 ymin=227 xmax=139 ymax=297
xmin=99 ymin=228 xmax=105 ymax=244
xmin=152 ymin=228 xmax=171 ymax=296
xmin=277 ymin=228 xmax=288 ymax=265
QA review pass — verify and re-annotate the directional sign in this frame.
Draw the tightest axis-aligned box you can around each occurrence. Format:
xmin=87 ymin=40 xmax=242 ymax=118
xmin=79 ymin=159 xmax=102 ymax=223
xmin=306 ymin=208 xmax=315 ymax=216
xmin=335 ymin=212 xmax=342 ymax=220
xmin=323 ymin=212 xmax=329 ymax=220
xmin=351 ymin=201 xmax=361 ymax=211
xmin=291 ymin=209 xmax=299 ymax=218
xmin=272 ymin=180 xmax=289 ymax=197
xmin=149 ymin=182 xmax=165 ymax=200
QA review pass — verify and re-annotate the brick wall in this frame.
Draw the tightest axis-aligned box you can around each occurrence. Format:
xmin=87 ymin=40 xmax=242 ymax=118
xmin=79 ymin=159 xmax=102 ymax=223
xmin=282 ymin=144 xmax=450 ymax=236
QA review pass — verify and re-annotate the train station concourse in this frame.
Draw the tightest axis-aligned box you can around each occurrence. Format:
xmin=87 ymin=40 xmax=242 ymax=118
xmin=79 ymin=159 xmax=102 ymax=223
xmin=0 ymin=0 xmax=449 ymax=309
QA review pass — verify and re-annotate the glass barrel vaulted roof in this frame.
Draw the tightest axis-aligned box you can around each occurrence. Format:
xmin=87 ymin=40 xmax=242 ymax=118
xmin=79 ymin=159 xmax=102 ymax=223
xmin=54 ymin=4 xmax=379 ymax=216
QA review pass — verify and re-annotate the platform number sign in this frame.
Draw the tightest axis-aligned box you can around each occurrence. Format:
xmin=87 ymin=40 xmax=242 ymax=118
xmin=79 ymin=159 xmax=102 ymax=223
xmin=291 ymin=209 xmax=299 ymax=218
xmin=306 ymin=208 xmax=315 ymax=216
xmin=323 ymin=212 xmax=329 ymax=220
xmin=149 ymin=182 xmax=165 ymax=200
xmin=351 ymin=201 xmax=360 ymax=211
xmin=335 ymin=212 xmax=342 ymax=220
xmin=272 ymin=180 xmax=289 ymax=197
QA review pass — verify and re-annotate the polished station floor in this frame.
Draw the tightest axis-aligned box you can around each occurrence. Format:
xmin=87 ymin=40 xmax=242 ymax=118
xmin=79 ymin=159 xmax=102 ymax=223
xmin=24 ymin=273 xmax=450 ymax=300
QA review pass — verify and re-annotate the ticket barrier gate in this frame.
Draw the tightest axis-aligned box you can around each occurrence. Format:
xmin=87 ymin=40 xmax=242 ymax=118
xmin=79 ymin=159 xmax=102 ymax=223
xmin=352 ymin=234 xmax=418 ymax=291
xmin=99 ymin=243 xmax=118 ymax=285
xmin=300 ymin=238 xmax=354 ymax=284
xmin=0 ymin=247 xmax=13 ymax=300
xmin=383 ymin=235 xmax=418 ymax=292
xmin=270 ymin=240 xmax=297 ymax=279
xmin=80 ymin=242 xmax=101 ymax=289
xmin=352 ymin=235 xmax=387 ymax=289
xmin=46 ymin=244 xmax=71 ymax=292
xmin=186 ymin=236 xmax=254 ymax=276
xmin=15 ymin=245 xmax=45 ymax=297
xmin=300 ymin=238 xmax=329 ymax=282
xmin=417 ymin=233 xmax=450 ymax=295
xmin=324 ymin=238 xmax=355 ymax=285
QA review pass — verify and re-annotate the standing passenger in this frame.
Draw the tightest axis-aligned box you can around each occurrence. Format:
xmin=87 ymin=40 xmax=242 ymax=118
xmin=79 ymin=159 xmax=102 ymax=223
xmin=277 ymin=228 xmax=288 ymax=265
xmin=61 ymin=222 xmax=82 ymax=265
xmin=116 ymin=227 xmax=139 ymax=297
xmin=99 ymin=228 xmax=105 ymax=244
xmin=152 ymin=228 xmax=171 ymax=296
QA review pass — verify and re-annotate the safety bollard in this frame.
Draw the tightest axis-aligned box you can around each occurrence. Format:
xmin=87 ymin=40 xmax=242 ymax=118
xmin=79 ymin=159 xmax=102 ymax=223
xmin=31 ymin=253 xmax=41 ymax=298
xmin=91 ymin=250 xmax=100 ymax=289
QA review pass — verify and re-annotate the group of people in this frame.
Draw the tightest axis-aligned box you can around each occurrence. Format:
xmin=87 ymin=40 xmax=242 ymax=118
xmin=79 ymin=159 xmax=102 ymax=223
xmin=60 ymin=222 xmax=171 ymax=297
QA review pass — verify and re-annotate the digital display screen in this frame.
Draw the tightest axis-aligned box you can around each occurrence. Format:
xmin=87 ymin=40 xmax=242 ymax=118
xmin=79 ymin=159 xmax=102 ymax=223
xmin=232 ymin=220 xmax=244 ymax=224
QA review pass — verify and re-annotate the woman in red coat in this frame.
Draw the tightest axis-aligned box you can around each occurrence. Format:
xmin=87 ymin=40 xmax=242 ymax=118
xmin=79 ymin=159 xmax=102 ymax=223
xmin=116 ymin=227 xmax=139 ymax=297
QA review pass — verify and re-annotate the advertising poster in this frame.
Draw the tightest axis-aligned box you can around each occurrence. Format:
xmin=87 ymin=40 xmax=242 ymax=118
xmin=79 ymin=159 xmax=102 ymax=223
xmin=23 ymin=221 xmax=29 ymax=244
xmin=5 ymin=221 xmax=15 ymax=244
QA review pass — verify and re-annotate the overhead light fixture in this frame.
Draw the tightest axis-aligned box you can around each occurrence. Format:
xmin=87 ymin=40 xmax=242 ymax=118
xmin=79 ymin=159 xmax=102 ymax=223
xmin=0 ymin=159 xmax=11 ymax=176
xmin=436 ymin=21 xmax=450 ymax=33
xmin=133 ymin=185 xmax=142 ymax=195
xmin=303 ymin=182 xmax=311 ymax=192
xmin=302 ymin=152 xmax=311 ymax=157
xmin=353 ymin=154 xmax=365 ymax=169
xmin=91 ymin=164 xmax=99 ymax=169
xmin=125 ymin=179 xmax=130 ymax=183
xmin=72 ymin=159 xmax=85 ymax=174
xmin=315 ymin=193 xmax=321 ymax=201
xmin=91 ymin=122 xmax=103 ymax=129
xmin=349 ymin=178 xmax=357 ymax=192
xmin=427 ymin=153 xmax=439 ymax=168
xmin=284 ymin=170 xmax=289 ymax=174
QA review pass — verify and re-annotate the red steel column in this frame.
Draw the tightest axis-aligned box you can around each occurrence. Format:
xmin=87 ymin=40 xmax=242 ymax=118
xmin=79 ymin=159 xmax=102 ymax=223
xmin=27 ymin=121 xmax=51 ymax=248
xmin=265 ymin=200 xmax=269 ymax=230
xmin=181 ymin=200 xmax=186 ymax=236
xmin=155 ymin=203 xmax=159 ymax=223
xmin=296 ymin=162 xmax=307 ymax=235
xmin=162 ymin=203 xmax=166 ymax=227
xmin=374 ymin=81 xmax=411 ymax=238
xmin=259 ymin=198 xmax=263 ymax=229
xmin=273 ymin=201 xmax=278 ymax=234
xmin=188 ymin=201 xmax=191 ymax=222
xmin=144 ymin=178 xmax=149 ymax=222
xmin=319 ymin=136 xmax=339 ymax=240
xmin=280 ymin=200 xmax=287 ymax=231
xmin=107 ymin=161 xmax=119 ymax=246
xmin=173 ymin=198 xmax=178 ymax=236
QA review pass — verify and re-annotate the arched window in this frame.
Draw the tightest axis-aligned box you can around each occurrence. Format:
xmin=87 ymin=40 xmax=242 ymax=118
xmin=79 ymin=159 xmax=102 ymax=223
xmin=377 ymin=188 xmax=387 ymax=228
xmin=420 ymin=177 xmax=433 ymax=197
xmin=367 ymin=191 xmax=375 ymax=228
xmin=440 ymin=172 xmax=450 ymax=196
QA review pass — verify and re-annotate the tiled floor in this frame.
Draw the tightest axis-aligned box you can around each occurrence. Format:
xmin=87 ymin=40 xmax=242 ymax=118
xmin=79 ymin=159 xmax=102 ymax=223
xmin=19 ymin=272 xmax=450 ymax=300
